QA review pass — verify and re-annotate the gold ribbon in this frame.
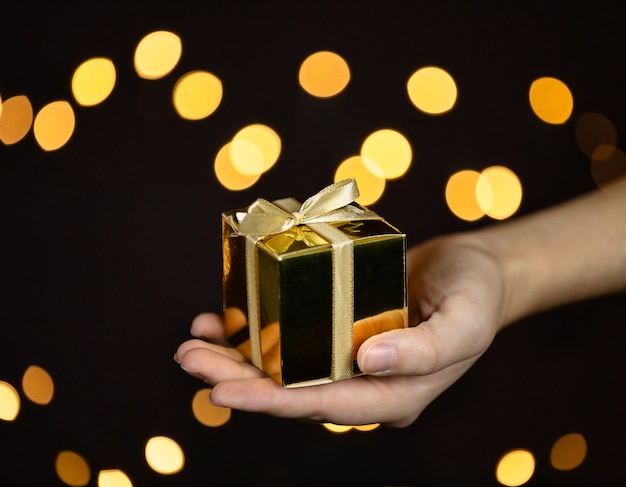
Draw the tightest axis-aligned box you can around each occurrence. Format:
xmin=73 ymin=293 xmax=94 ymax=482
xmin=235 ymin=179 xmax=382 ymax=383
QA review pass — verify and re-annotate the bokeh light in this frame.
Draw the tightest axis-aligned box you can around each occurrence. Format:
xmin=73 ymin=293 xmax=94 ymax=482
xmin=98 ymin=469 xmax=133 ymax=487
xmin=529 ymin=76 xmax=573 ymax=124
xmin=495 ymin=449 xmax=535 ymax=486
xmin=576 ymin=112 xmax=618 ymax=158
xmin=0 ymin=381 xmax=20 ymax=421
xmin=323 ymin=423 xmax=353 ymax=433
xmin=55 ymin=450 xmax=91 ymax=487
xmin=334 ymin=155 xmax=386 ymax=205
xmin=353 ymin=423 xmax=380 ymax=432
xmin=214 ymin=142 xmax=261 ymax=190
xmin=145 ymin=436 xmax=184 ymax=475
xmin=476 ymin=166 xmax=522 ymax=220
xmin=22 ymin=365 xmax=54 ymax=405
xmin=445 ymin=169 xmax=487 ymax=222
xmin=231 ymin=124 xmax=282 ymax=173
xmin=299 ymin=51 xmax=351 ymax=98
xmin=191 ymin=388 xmax=231 ymax=427
xmin=407 ymin=66 xmax=458 ymax=115
xmin=134 ymin=31 xmax=182 ymax=80
xmin=72 ymin=57 xmax=116 ymax=106
xmin=590 ymin=145 xmax=626 ymax=189
xmin=0 ymin=95 xmax=33 ymax=145
xmin=33 ymin=100 xmax=75 ymax=151
xmin=172 ymin=70 xmax=223 ymax=120
xmin=361 ymin=128 xmax=413 ymax=179
xmin=550 ymin=432 xmax=587 ymax=471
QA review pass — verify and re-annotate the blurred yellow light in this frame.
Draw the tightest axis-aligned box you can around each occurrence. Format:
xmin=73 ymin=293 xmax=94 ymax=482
xmin=576 ymin=112 xmax=618 ymax=159
xmin=445 ymin=170 xmax=487 ymax=222
xmin=550 ymin=432 xmax=587 ymax=471
xmin=215 ymin=142 xmax=261 ymax=191
xmin=323 ymin=423 xmax=353 ymax=433
xmin=229 ymin=139 xmax=265 ymax=176
xmin=0 ymin=92 xmax=2 ymax=118
xmin=72 ymin=58 xmax=116 ymax=106
xmin=529 ymin=77 xmax=573 ymax=124
xmin=55 ymin=450 xmax=91 ymax=487
xmin=299 ymin=51 xmax=351 ymax=98
xmin=591 ymin=145 xmax=626 ymax=189
xmin=33 ymin=100 xmax=75 ymax=151
xmin=232 ymin=124 xmax=282 ymax=173
xmin=495 ymin=449 xmax=535 ymax=486
xmin=172 ymin=70 xmax=223 ymax=120
xmin=134 ymin=31 xmax=182 ymax=80
xmin=191 ymin=388 xmax=231 ymax=427
xmin=334 ymin=155 xmax=386 ymax=205
xmin=0 ymin=95 xmax=33 ymax=145
xmin=476 ymin=166 xmax=522 ymax=220
xmin=0 ymin=381 xmax=20 ymax=421
xmin=98 ymin=469 xmax=133 ymax=487
xmin=407 ymin=66 xmax=457 ymax=115
xmin=353 ymin=423 xmax=380 ymax=432
xmin=361 ymin=129 xmax=412 ymax=180
xmin=22 ymin=365 xmax=54 ymax=405
xmin=145 ymin=436 xmax=184 ymax=475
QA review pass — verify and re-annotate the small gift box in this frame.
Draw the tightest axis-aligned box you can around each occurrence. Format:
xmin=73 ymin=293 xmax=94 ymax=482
xmin=222 ymin=179 xmax=407 ymax=387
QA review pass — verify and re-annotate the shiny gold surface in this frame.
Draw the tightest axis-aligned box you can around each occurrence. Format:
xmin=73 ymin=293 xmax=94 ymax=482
xmin=222 ymin=205 xmax=407 ymax=387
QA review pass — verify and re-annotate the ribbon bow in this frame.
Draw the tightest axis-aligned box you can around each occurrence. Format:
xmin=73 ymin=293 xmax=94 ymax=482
xmin=235 ymin=178 xmax=380 ymax=236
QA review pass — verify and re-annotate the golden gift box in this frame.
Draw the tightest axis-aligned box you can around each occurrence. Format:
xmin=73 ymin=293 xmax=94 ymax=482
xmin=222 ymin=179 xmax=407 ymax=387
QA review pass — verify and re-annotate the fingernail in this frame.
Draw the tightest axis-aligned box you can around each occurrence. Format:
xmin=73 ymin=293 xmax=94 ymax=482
xmin=173 ymin=353 xmax=181 ymax=364
xmin=361 ymin=343 xmax=397 ymax=374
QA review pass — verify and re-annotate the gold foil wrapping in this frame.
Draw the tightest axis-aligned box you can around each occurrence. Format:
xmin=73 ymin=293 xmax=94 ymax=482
xmin=222 ymin=181 xmax=407 ymax=387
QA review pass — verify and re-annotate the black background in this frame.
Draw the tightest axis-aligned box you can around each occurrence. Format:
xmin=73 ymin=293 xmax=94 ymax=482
xmin=1 ymin=1 xmax=625 ymax=485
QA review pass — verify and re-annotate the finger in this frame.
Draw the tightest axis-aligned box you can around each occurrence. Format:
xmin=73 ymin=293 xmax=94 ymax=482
xmin=175 ymin=338 xmax=246 ymax=365
xmin=178 ymin=346 xmax=265 ymax=384
xmin=210 ymin=375 xmax=435 ymax=427
xmin=190 ymin=313 xmax=228 ymax=344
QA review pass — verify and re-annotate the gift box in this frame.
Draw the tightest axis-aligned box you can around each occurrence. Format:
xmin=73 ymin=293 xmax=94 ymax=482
xmin=222 ymin=179 xmax=407 ymax=387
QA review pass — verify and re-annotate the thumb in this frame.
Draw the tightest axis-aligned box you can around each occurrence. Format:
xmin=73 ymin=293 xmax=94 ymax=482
xmin=357 ymin=324 xmax=446 ymax=376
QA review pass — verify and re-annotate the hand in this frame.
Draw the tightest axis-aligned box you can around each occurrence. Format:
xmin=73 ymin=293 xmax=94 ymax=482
xmin=175 ymin=234 xmax=505 ymax=427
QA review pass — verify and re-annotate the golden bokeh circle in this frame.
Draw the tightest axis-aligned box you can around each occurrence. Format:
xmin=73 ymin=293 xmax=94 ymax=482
xmin=134 ymin=31 xmax=182 ymax=80
xmin=97 ymin=469 xmax=133 ymax=487
xmin=477 ymin=166 xmax=522 ymax=220
xmin=361 ymin=129 xmax=412 ymax=180
xmin=550 ymin=432 xmax=587 ymax=471
xmin=323 ymin=423 xmax=353 ymax=433
xmin=407 ymin=66 xmax=458 ymax=115
xmin=0 ymin=95 xmax=34 ymax=145
xmin=445 ymin=170 xmax=486 ymax=222
xmin=334 ymin=155 xmax=386 ymax=205
xmin=22 ymin=364 xmax=54 ymax=405
xmin=495 ymin=449 xmax=535 ymax=486
xmin=529 ymin=76 xmax=573 ymax=124
xmin=192 ymin=388 xmax=232 ymax=427
xmin=72 ymin=57 xmax=116 ymax=106
xmin=33 ymin=100 xmax=76 ymax=151
xmin=215 ymin=142 xmax=261 ymax=191
xmin=145 ymin=436 xmax=185 ymax=475
xmin=232 ymin=124 xmax=282 ymax=173
xmin=0 ymin=381 xmax=20 ymax=421
xmin=55 ymin=450 xmax=91 ymax=487
xmin=299 ymin=51 xmax=351 ymax=98
xmin=172 ymin=70 xmax=223 ymax=120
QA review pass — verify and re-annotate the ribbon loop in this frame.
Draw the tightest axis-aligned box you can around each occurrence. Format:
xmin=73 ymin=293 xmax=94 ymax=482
xmin=236 ymin=178 xmax=381 ymax=236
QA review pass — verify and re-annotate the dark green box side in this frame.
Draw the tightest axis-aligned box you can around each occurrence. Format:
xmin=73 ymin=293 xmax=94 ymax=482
xmin=258 ymin=247 xmax=333 ymax=386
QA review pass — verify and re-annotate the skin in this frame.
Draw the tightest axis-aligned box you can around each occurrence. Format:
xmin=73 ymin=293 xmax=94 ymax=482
xmin=175 ymin=178 xmax=626 ymax=428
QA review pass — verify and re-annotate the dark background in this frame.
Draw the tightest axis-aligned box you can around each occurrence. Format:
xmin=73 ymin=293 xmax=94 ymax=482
xmin=1 ymin=1 xmax=625 ymax=485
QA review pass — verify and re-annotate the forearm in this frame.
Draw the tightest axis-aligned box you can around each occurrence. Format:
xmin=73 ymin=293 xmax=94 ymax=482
xmin=473 ymin=178 xmax=626 ymax=328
